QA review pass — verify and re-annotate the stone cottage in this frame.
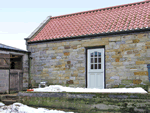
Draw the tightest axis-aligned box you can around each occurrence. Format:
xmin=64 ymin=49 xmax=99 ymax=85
xmin=25 ymin=0 xmax=150 ymax=89
xmin=0 ymin=43 xmax=29 ymax=93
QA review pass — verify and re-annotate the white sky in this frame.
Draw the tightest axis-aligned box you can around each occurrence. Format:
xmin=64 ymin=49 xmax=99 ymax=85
xmin=0 ymin=0 xmax=142 ymax=50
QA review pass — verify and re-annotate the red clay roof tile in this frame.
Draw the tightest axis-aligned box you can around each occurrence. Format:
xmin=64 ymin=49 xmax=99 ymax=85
xmin=28 ymin=0 xmax=150 ymax=42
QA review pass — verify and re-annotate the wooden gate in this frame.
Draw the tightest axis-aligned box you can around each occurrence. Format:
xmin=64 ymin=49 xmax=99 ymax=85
xmin=10 ymin=70 xmax=23 ymax=93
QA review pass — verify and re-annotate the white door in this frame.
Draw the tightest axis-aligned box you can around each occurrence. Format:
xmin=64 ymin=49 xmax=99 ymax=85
xmin=87 ymin=48 xmax=104 ymax=89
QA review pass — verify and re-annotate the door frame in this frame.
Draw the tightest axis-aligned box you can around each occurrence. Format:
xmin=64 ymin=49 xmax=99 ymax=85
xmin=85 ymin=46 xmax=106 ymax=88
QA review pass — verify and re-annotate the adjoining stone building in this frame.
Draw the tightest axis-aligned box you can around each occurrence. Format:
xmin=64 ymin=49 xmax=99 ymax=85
xmin=25 ymin=0 xmax=150 ymax=89
xmin=0 ymin=43 xmax=29 ymax=93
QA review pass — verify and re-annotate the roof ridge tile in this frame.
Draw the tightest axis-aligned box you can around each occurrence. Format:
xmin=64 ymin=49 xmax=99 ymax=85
xmin=50 ymin=0 xmax=150 ymax=19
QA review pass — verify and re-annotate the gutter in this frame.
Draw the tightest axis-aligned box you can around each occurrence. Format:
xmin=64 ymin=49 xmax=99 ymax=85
xmin=28 ymin=52 xmax=32 ymax=89
xmin=8 ymin=53 xmax=10 ymax=94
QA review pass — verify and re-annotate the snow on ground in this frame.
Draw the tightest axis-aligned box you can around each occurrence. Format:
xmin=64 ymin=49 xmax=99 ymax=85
xmin=0 ymin=102 xmax=74 ymax=113
xmin=32 ymin=85 xmax=147 ymax=93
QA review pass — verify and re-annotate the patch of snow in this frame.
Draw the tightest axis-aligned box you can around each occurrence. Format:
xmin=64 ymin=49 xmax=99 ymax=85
xmin=33 ymin=85 xmax=147 ymax=93
xmin=0 ymin=102 xmax=74 ymax=113
xmin=0 ymin=102 xmax=5 ymax=107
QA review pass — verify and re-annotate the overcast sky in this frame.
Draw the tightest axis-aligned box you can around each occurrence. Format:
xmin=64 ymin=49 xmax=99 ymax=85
xmin=0 ymin=0 xmax=142 ymax=50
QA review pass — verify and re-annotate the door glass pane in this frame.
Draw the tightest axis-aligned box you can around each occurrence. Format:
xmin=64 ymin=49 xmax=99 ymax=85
xmin=98 ymin=58 xmax=101 ymax=63
xmin=95 ymin=64 xmax=97 ymax=69
xmin=98 ymin=64 xmax=101 ymax=69
xmin=95 ymin=58 xmax=97 ymax=63
xmin=94 ymin=52 xmax=97 ymax=57
xmin=98 ymin=52 xmax=101 ymax=57
xmin=91 ymin=58 xmax=93 ymax=63
xmin=91 ymin=53 xmax=93 ymax=57
xmin=91 ymin=64 xmax=93 ymax=69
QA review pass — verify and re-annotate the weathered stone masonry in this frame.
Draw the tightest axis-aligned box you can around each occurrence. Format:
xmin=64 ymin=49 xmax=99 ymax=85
xmin=27 ymin=31 xmax=150 ymax=88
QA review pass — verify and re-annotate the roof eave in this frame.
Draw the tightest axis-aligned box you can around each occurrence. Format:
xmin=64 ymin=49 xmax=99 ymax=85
xmin=0 ymin=47 xmax=30 ymax=53
xmin=27 ymin=27 xmax=150 ymax=44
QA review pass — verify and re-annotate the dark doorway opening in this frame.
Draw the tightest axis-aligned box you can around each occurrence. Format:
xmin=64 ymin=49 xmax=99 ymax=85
xmin=10 ymin=55 xmax=22 ymax=70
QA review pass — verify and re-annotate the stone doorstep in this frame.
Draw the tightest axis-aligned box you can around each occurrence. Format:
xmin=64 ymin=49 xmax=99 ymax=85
xmin=1 ymin=99 xmax=17 ymax=105
xmin=0 ymin=93 xmax=18 ymax=105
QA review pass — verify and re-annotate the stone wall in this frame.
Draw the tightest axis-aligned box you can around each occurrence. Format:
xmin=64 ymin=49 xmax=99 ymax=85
xmin=18 ymin=92 xmax=150 ymax=112
xmin=27 ymin=31 xmax=150 ymax=88
xmin=0 ymin=70 xmax=9 ymax=93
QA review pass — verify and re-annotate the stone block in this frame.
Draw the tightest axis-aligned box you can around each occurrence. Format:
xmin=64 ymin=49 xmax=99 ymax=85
xmin=136 ymin=43 xmax=145 ymax=47
xmin=106 ymin=52 xmax=115 ymax=55
xmin=67 ymin=61 xmax=71 ymax=64
xmin=66 ymin=80 xmax=74 ymax=84
xmin=70 ymin=77 xmax=75 ymax=80
xmin=109 ymin=36 xmax=121 ymax=41
xmin=77 ymin=77 xmax=85 ymax=80
xmin=82 ymin=40 xmax=109 ymax=46
xmin=46 ymin=51 xmax=55 ymax=54
xmin=115 ymin=58 xmax=120 ymax=62
xmin=145 ymin=41 xmax=150 ymax=45
xmin=55 ymin=50 xmax=63 ymax=53
xmin=77 ymin=45 xmax=81 ymax=48
xmin=111 ymin=55 xmax=122 ymax=58
xmin=109 ymin=42 xmax=116 ymax=46
xmin=37 ymin=44 xmax=47 ymax=48
xmin=145 ymin=46 xmax=150 ymax=49
xmin=113 ymin=45 xmax=120 ymax=49
xmin=111 ymin=62 xmax=123 ymax=66
xmin=101 ymin=37 xmax=109 ymax=41
xmin=77 ymin=67 xmax=85 ymax=70
xmin=71 ymin=45 xmax=77 ymax=49
xmin=74 ymin=80 xmax=79 ymax=84
xmin=121 ymin=79 xmax=133 ymax=84
xmin=135 ymin=61 xmax=145 ymax=65
xmin=125 ymin=40 xmax=133 ymax=44
xmin=133 ymin=39 xmax=140 ymax=43
xmin=135 ymin=53 xmax=141 ymax=56
xmin=134 ymin=71 xmax=148 ymax=76
xmin=133 ymin=50 xmax=139 ymax=54
xmin=71 ymin=71 xmax=78 ymax=77
xmin=64 ymin=52 xmax=70 ymax=56
xmin=110 ymin=76 xmax=119 ymax=80
xmin=120 ymin=44 xmax=129 ymax=48
xmin=123 ymin=54 xmax=135 ymax=57
xmin=43 ymin=68 xmax=48 ymax=73
xmin=139 ymin=76 xmax=149 ymax=81
xmin=64 ymin=45 xmax=70 ymax=49
xmin=123 ymin=35 xmax=135 ymax=40
xmin=57 ymin=46 xmax=64 ymax=49
xmin=127 ymin=51 xmax=132 ymax=54
xmin=79 ymin=80 xmax=85 ymax=84
xmin=78 ymin=73 xmax=85 ymax=77
xmin=118 ymin=71 xmax=125 ymax=76
xmin=105 ymin=45 xmax=112 ymax=50
xmin=65 ymin=76 xmax=69 ymax=79
xmin=133 ymin=79 xmax=142 ymax=84
xmin=106 ymin=79 xmax=114 ymax=83
xmin=128 ymin=43 xmax=136 ymax=48
xmin=116 ymin=41 xmax=125 ymax=45
xmin=124 ymin=48 xmax=134 ymax=51
xmin=52 ymin=47 xmax=58 ymax=50
xmin=137 ymin=33 xmax=147 ymax=39
xmin=60 ymin=77 xmax=65 ymax=80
